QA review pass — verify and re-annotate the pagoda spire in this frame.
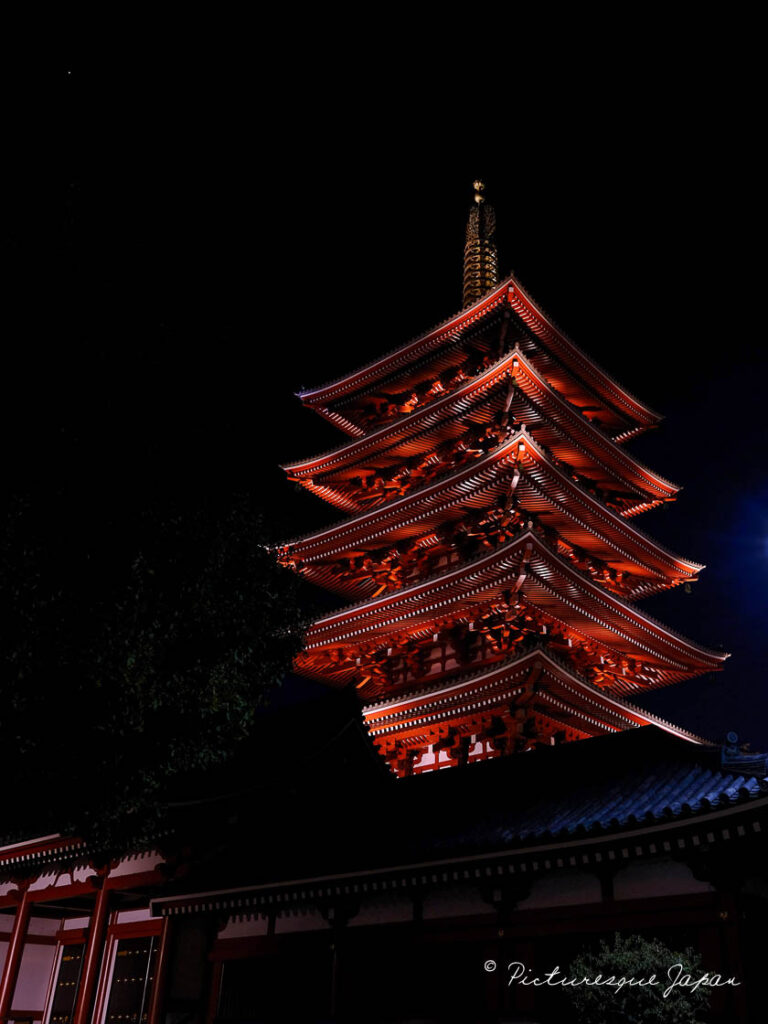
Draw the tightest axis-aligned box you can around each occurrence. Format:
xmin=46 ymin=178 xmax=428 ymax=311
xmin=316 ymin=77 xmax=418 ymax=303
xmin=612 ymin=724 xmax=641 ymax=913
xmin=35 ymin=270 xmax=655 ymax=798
xmin=462 ymin=179 xmax=499 ymax=307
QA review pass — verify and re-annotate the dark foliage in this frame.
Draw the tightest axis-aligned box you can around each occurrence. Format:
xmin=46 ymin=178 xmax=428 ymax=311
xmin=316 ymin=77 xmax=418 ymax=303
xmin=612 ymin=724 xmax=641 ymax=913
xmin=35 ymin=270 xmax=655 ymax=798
xmin=567 ymin=932 xmax=710 ymax=1023
xmin=0 ymin=493 xmax=303 ymax=853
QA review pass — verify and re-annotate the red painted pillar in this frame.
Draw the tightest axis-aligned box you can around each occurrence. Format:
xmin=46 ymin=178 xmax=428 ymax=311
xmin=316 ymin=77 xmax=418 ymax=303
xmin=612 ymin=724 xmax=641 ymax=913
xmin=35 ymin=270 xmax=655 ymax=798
xmin=148 ymin=918 xmax=170 ymax=1024
xmin=72 ymin=878 xmax=110 ymax=1024
xmin=0 ymin=881 xmax=31 ymax=1022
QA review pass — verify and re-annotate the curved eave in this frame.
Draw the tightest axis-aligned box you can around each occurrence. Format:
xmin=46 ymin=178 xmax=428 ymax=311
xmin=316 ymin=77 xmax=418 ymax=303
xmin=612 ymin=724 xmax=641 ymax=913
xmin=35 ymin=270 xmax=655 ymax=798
xmin=512 ymin=348 xmax=678 ymax=499
xmin=0 ymin=834 xmax=84 ymax=868
xmin=361 ymin=648 xmax=709 ymax=746
xmin=505 ymin=274 xmax=661 ymax=426
xmin=303 ymin=531 xmax=728 ymax=672
xmin=297 ymin=283 xmax=509 ymax=407
xmin=311 ymin=405 xmax=368 ymax=438
xmin=281 ymin=432 xmax=702 ymax=594
xmin=517 ymin=436 xmax=701 ymax=574
xmin=280 ymin=435 xmax=527 ymax=552
xmin=283 ymin=348 xmax=677 ymax=506
xmin=297 ymin=274 xmax=660 ymax=433
xmin=283 ymin=350 xmax=518 ymax=476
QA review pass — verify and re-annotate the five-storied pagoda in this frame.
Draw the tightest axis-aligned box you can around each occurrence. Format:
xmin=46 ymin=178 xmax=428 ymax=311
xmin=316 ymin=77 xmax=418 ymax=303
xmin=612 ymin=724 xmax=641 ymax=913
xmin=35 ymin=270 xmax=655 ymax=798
xmin=279 ymin=181 xmax=727 ymax=777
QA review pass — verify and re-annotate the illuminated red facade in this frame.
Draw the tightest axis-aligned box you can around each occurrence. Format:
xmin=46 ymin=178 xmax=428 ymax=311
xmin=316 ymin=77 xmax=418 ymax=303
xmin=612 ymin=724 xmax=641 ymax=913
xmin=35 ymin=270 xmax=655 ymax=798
xmin=280 ymin=189 xmax=727 ymax=776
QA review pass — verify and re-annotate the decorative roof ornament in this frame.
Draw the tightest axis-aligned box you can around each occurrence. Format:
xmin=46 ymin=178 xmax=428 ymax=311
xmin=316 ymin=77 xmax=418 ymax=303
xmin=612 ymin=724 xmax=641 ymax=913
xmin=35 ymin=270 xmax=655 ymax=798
xmin=721 ymin=731 xmax=768 ymax=778
xmin=463 ymin=179 xmax=499 ymax=307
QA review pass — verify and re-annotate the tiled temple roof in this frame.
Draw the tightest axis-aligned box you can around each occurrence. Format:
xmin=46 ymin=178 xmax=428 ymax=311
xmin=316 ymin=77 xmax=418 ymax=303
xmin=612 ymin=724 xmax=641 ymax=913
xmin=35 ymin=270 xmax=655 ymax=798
xmin=498 ymin=762 xmax=765 ymax=843
xmin=413 ymin=726 xmax=768 ymax=855
xmin=148 ymin=717 xmax=768 ymax=917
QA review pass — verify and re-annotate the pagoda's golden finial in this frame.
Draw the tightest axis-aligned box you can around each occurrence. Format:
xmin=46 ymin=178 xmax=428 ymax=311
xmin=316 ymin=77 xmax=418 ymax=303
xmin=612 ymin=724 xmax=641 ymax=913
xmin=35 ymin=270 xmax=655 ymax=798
xmin=463 ymin=180 xmax=499 ymax=307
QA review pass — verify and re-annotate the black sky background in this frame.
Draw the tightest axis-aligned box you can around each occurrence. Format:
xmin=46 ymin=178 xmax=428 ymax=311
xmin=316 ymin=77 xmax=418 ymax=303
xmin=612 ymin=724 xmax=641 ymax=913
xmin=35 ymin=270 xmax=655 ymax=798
xmin=6 ymin=57 xmax=766 ymax=751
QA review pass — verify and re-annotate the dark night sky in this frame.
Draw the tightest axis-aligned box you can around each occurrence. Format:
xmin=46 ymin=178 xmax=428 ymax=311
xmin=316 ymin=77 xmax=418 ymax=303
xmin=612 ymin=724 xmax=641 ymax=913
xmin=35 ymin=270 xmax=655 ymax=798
xmin=7 ymin=59 xmax=766 ymax=749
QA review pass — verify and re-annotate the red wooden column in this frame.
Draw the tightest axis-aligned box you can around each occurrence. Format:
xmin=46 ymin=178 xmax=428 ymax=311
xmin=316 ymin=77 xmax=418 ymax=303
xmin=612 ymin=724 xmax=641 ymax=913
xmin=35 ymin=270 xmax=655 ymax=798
xmin=72 ymin=875 xmax=110 ymax=1024
xmin=0 ymin=880 xmax=32 ymax=1022
xmin=148 ymin=917 xmax=170 ymax=1024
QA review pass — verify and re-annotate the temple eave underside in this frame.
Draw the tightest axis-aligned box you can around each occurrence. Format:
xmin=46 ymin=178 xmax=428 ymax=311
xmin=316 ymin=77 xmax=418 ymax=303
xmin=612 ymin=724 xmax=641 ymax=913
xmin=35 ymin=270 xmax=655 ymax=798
xmin=279 ymin=432 xmax=703 ymax=605
xmin=297 ymin=274 xmax=662 ymax=434
xmin=284 ymin=349 xmax=677 ymax=511
xmin=361 ymin=647 xmax=707 ymax=774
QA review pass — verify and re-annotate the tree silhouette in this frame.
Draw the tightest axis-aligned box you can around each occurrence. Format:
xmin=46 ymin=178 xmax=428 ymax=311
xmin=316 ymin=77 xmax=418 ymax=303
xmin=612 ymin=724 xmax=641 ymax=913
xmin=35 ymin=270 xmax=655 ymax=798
xmin=1 ymin=493 xmax=303 ymax=853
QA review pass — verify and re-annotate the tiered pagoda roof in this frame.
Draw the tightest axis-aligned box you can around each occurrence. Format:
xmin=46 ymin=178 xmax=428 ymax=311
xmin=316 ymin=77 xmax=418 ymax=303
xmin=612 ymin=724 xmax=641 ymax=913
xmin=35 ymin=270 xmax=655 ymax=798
xmin=279 ymin=186 xmax=727 ymax=776
xmin=296 ymin=274 xmax=660 ymax=440
xmin=282 ymin=428 xmax=701 ymax=600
